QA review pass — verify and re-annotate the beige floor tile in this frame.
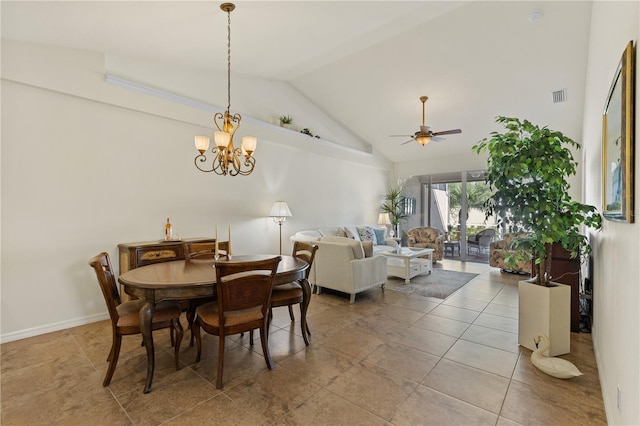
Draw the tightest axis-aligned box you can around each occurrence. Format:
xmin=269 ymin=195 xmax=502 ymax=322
xmin=444 ymin=339 xmax=518 ymax=378
xmin=277 ymin=345 xmax=356 ymax=387
xmin=473 ymin=312 xmax=519 ymax=334
xmin=442 ymin=294 xmax=489 ymax=312
xmin=389 ymin=325 xmax=458 ymax=357
xmin=422 ymin=358 xmax=510 ymax=414
xmin=278 ymin=388 xmax=388 ymax=425
xmin=320 ymin=324 xmax=386 ymax=360
xmin=413 ymin=313 xmax=471 ymax=338
xmin=483 ymin=302 xmax=519 ymax=319
xmin=375 ymin=304 xmax=427 ymax=325
xmin=163 ymin=393 xmax=265 ymax=425
xmin=223 ymin=366 xmax=322 ymax=421
xmin=501 ymin=380 xmax=607 ymax=425
xmin=461 ymin=324 xmax=520 ymax=354
xmin=429 ymin=304 xmax=481 ymax=323
xmin=325 ymin=361 xmax=418 ymax=421
xmin=390 ymin=294 xmax=441 ymax=312
xmin=390 ymin=384 xmax=498 ymax=425
xmin=363 ymin=342 xmax=440 ymax=382
xmin=117 ymin=367 xmax=218 ymax=425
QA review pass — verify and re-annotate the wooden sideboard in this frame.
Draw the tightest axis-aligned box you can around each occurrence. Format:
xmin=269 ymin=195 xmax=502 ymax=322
xmin=118 ymin=237 xmax=216 ymax=275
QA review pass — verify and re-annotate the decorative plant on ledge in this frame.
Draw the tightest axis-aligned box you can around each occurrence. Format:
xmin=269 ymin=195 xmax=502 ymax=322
xmin=381 ymin=186 xmax=408 ymax=237
xmin=472 ymin=116 xmax=602 ymax=286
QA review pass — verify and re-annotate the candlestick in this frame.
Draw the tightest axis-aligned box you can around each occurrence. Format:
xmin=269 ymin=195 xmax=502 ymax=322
xmin=228 ymin=225 xmax=232 ymax=255
xmin=215 ymin=226 xmax=219 ymax=258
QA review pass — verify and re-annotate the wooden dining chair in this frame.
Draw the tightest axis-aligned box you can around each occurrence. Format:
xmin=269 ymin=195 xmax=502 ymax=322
xmin=184 ymin=241 xmax=230 ymax=261
xmin=183 ymin=241 xmax=230 ymax=347
xmin=193 ymin=256 xmax=281 ymax=389
xmin=88 ymin=252 xmax=183 ymax=387
xmin=269 ymin=241 xmax=318 ymax=345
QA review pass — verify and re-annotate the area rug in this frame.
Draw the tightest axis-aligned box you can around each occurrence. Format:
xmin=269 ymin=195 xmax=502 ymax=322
xmin=385 ymin=268 xmax=478 ymax=299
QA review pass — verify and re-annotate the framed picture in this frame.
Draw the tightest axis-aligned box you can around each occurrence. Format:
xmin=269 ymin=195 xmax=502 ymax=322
xmin=602 ymin=41 xmax=635 ymax=223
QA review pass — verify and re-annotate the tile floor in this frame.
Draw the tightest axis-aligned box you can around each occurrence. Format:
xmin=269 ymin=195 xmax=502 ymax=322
xmin=1 ymin=261 xmax=607 ymax=425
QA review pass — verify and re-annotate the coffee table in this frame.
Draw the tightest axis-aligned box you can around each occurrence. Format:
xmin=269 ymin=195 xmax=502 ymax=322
xmin=381 ymin=247 xmax=434 ymax=283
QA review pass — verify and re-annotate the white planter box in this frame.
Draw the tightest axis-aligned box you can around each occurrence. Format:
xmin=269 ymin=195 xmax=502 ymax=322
xmin=518 ymin=280 xmax=570 ymax=356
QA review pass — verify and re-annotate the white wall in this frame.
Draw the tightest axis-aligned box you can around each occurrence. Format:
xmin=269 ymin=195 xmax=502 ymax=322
xmin=0 ymin=40 xmax=391 ymax=341
xmin=582 ymin=2 xmax=639 ymax=425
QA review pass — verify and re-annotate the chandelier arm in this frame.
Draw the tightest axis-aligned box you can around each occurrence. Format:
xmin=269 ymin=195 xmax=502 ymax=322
xmin=213 ymin=112 xmax=224 ymax=132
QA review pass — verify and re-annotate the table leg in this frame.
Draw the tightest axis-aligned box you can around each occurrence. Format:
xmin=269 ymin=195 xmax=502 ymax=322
xmin=139 ymin=300 xmax=156 ymax=394
xmin=299 ymin=278 xmax=311 ymax=346
xmin=404 ymin=258 xmax=410 ymax=284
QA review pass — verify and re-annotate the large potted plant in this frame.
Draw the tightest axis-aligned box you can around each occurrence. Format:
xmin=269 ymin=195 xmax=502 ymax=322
xmin=473 ymin=117 xmax=602 ymax=355
xmin=380 ymin=186 xmax=408 ymax=239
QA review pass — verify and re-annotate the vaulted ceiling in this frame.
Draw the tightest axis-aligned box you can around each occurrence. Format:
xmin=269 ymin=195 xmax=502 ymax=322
xmin=2 ymin=1 xmax=593 ymax=164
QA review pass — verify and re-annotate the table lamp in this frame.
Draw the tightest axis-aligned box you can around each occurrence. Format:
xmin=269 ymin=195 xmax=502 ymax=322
xmin=378 ymin=212 xmax=392 ymax=237
xmin=269 ymin=201 xmax=292 ymax=254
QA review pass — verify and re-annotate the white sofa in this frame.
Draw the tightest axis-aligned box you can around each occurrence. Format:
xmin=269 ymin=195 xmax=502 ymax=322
xmin=291 ymin=226 xmax=395 ymax=303
xmin=292 ymin=226 xmax=398 ymax=255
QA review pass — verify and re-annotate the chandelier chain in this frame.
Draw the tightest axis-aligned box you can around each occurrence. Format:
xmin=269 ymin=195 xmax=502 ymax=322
xmin=226 ymin=8 xmax=231 ymax=113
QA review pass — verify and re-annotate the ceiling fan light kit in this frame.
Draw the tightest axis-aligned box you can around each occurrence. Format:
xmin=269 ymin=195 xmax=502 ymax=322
xmin=391 ymin=96 xmax=462 ymax=146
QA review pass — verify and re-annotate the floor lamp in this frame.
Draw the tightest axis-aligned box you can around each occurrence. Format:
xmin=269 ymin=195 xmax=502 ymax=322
xmin=269 ymin=201 xmax=292 ymax=255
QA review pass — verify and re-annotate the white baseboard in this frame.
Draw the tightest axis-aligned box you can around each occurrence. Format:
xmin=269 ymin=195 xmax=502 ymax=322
xmin=1 ymin=312 xmax=110 ymax=344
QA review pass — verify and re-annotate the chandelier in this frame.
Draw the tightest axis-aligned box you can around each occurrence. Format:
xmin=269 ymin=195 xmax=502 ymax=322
xmin=194 ymin=2 xmax=256 ymax=176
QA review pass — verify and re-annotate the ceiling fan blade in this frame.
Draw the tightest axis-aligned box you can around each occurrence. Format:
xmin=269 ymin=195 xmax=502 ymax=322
xmin=389 ymin=134 xmax=413 ymax=137
xmin=432 ymin=129 xmax=462 ymax=136
xmin=431 ymin=136 xmax=446 ymax=142
xmin=400 ymin=139 xmax=415 ymax=145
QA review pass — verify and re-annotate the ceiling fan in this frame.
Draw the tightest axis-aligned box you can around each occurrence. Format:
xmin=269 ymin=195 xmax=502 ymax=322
xmin=390 ymin=96 xmax=462 ymax=146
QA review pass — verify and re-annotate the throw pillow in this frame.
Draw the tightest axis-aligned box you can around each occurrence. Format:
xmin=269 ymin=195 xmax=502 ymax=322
xmin=373 ymin=228 xmax=386 ymax=245
xmin=356 ymin=226 xmax=378 ymax=245
xmin=336 ymin=227 xmax=347 ymax=237
xmin=356 ymin=226 xmax=376 ymax=244
xmin=361 ymin=241 xmax=374 ymax=258
xmin=344 ymin=226 xmax=360 ymax=241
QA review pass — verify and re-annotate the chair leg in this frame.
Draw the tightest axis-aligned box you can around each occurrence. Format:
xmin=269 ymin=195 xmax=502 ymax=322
xmin=216 ymin=335 xmax=225 ymax=389
xmin=103 ymin=334 xmax=122 ymax=387
xmin=249 ymin=329 xmax=254 ymax=346
xmin=259 ymin=324 xmax=273 ymax=370
xmin=287 ymin=305 xmax=295 ymax=322
xmin=173 ymin=319 xmax=183 ymax=370
xmin=194 ymin=321 xmax=203 ymax=363
xmin=187 ymin=301 xmax=196 ymax=347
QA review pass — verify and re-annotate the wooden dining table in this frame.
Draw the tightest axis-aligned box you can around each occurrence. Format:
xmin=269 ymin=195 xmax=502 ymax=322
xmin=118 ymin=254 xmax=310 ymax=393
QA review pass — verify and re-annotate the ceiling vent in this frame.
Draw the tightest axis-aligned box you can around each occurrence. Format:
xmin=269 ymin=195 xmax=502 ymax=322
xmin=552 ymin=89 xmax=567 ymax=103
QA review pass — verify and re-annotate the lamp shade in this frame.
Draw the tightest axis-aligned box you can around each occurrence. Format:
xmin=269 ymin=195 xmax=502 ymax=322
xmin=241 ymin=136 xmax=257 ymax=155
xmin=214 ymin=131 xmax=230 ymax=148
xmin=194 ymin=135 xmax=211 ymax=154
xmin=269 ymin=201 xmax=292 ymax=218
xmin=416 ymin=135 xmax=431 ymax=145
xmin=378 ymin=213 xmax=391 ymax=225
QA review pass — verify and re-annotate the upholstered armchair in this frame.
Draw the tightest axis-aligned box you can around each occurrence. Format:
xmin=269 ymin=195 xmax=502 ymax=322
xmin=406 ymin=227 xmax=444 ymax=261
xmin=467 ymin=228 xmax=496 ymax=255
xmin=489 ymin=233 xmax=532 ymax=274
